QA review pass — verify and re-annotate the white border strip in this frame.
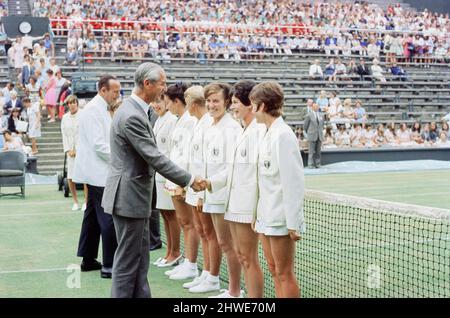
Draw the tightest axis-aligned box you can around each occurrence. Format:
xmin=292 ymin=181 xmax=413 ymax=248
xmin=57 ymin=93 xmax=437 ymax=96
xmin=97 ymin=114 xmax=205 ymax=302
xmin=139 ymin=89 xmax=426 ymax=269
xmin=305 ymin=190 xmax=450 ymax=222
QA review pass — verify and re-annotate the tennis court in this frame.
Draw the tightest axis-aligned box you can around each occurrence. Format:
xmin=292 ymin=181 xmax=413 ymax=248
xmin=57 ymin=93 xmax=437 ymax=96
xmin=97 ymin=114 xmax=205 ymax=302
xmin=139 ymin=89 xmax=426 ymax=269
xmin=0 ymin=169 xmax=449 ymax=297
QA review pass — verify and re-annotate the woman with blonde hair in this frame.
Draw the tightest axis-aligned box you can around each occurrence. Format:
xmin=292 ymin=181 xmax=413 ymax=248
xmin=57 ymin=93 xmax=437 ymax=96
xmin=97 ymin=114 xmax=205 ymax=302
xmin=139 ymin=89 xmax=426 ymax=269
xmin=182 ymin=85 xmax=214 ymax=290
xmin=250 ymin=81 xmax=305 ymax=298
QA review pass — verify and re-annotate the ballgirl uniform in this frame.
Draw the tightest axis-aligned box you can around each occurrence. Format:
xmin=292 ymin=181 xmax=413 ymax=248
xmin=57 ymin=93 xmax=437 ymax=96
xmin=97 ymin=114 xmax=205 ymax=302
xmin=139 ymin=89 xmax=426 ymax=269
xmin=256 ymin=116 xmax=306 ymax=236
xmin=209 ymin=119 xmax=266 ymax=223
xmin=154 ymin=110 xmax=178 ymax=210
xmin=202 ymin=112 xmax=242 ymax=213
xmin=185 ymin=112 xmax=213 ymax=208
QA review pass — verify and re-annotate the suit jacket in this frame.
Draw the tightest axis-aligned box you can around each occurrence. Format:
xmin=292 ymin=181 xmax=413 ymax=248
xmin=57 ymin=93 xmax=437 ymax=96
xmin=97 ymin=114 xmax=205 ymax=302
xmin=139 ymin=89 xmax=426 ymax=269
xmin=303 ymin=111 xmax=324 ymax=142
xmin=102 ymin=97 xmax=192 ymax=219
xmin=356 ymin=64 xmax=371 ymax=76
xmin=4 ymin=99 xmax=24 ymax=113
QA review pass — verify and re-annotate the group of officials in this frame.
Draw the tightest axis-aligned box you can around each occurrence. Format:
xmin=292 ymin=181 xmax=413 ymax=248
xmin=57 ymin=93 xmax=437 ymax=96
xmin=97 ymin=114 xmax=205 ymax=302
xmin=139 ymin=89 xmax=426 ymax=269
xmin=71 ymin=62 xmax=305 ymax=298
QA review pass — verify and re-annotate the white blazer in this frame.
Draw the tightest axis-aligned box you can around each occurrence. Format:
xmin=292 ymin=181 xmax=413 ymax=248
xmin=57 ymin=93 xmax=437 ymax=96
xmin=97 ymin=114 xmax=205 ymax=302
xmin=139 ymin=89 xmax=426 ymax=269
xmin=203 ymin=112 xmax=242 ymax=205
xmin=61 ymin=109 xmax=82 ymax=153
xmin=72 ymin=95 xmax=111 ymax=187
xmin=165 ymin=111 xmax=197 ymax=190
xmin=257 ymin=117 xmax=306 ymax=232
xmin=210 ymin=119 xmax=266 ymax=215
xmin=154 ymin=111 xmax=178 ymax=183
xmin=185 ymin=112 xmax=213 ymax=205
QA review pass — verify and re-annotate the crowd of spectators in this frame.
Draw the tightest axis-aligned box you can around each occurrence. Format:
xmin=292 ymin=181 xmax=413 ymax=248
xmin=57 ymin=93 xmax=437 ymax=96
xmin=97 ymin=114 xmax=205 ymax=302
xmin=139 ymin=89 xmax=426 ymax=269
xmin=31 ymin=1 xmax=450 ymax=65
xmin=296 ymin=96 xmax=450 ymax=149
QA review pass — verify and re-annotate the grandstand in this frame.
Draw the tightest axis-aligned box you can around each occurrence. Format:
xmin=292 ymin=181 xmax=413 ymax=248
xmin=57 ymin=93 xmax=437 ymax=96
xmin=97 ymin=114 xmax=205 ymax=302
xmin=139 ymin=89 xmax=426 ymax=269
xmin=0 ymin=0 xmax=449 ymax=299
xmin=22 ymin=0 xmax=448 ymax=174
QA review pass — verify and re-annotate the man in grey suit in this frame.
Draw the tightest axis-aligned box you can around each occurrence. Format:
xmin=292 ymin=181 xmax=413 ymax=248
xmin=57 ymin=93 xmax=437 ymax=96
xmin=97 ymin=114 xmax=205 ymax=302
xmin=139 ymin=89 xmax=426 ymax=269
xmin=101 ymin=62 xmax=206 ymax=298
xmin=303 ymin=102 xmax=324 ymax=168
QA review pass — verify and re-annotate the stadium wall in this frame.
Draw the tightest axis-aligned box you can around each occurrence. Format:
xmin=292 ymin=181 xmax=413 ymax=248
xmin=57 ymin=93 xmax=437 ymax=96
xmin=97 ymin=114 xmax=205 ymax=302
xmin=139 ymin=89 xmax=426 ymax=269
xmin=402 ymin=0 xmax=450 ymax=14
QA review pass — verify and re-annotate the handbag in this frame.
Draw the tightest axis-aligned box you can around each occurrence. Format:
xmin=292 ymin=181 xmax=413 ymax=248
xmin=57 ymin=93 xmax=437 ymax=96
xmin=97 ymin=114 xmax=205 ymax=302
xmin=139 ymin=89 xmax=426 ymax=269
xmin=16 ymin=120 xmax=29 ymax=133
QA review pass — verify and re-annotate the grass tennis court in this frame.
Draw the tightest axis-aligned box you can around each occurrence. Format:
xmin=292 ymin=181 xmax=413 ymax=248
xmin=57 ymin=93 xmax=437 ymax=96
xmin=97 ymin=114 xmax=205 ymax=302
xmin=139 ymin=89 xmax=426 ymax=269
xmin=0 ymin=169 xmax=449 ymax=297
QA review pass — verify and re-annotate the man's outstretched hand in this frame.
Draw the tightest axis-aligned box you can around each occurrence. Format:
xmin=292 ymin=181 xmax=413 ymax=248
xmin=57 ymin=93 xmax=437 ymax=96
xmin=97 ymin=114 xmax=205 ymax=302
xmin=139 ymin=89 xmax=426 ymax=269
xmin=190 ymin=176 xmax=208 ymax=192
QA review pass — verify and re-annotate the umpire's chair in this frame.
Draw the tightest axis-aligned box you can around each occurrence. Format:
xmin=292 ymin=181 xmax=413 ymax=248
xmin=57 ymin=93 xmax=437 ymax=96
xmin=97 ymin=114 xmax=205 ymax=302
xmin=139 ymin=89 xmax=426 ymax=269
xmin=0 ymin=151 xmax=26 ymax=198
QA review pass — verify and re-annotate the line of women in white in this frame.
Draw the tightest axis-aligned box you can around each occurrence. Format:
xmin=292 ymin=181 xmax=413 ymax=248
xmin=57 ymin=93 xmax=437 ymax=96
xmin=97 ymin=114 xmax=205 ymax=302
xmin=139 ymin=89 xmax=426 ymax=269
xmin=152 ymin=80 xmax=305 ymax=298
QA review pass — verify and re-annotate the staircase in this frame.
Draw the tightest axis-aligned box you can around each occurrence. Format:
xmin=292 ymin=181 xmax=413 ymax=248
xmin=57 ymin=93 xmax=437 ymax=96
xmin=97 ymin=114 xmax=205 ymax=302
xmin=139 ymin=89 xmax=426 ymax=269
xmin=7 ymin=0 xmax=31 ymax=15
xmin=32 ymin=120 xmax=65 ymax=176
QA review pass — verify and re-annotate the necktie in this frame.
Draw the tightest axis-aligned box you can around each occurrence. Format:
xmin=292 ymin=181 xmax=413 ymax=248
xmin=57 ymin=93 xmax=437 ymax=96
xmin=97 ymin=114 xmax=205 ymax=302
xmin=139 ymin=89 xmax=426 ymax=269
xmin=147 ymin=108 xmax=154 ymax=128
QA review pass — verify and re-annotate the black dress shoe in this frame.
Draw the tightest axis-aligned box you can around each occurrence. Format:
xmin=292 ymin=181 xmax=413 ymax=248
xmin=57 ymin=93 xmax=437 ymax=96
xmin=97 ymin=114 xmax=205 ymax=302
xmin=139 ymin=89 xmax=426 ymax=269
xmin=100 ymin=267 xmax=112 ymax=279
xmin=80 ymin=260 xmax=102 ymax=272
xmin=149 ymin=243 xmax=162 ymax=251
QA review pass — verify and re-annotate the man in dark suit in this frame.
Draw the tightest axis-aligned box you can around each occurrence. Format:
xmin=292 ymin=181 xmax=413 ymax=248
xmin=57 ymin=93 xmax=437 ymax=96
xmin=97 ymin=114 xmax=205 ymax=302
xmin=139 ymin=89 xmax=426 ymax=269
xmin=356 ymin=58 xmax=371 ymax=81
xmin=303 ymin=103 xmax=324 ymax=168
xmin=101 ymin=62 xmax=205 ymax=298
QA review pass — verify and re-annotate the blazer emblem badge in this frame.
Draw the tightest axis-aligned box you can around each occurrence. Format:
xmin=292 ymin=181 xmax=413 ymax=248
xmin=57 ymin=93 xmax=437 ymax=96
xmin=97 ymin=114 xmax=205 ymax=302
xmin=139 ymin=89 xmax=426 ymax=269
xmin=194 ymin=144 xmax=199 ymax=151
xmin=240 ymin=148 xmax=247 ymax=157
xmin=213 ymin=148 xmax=219 ymax=156
xmin=161 ymin=137 xmax=166 ymax=144
xmin=264 ymin=160 xmax=271 ymax=168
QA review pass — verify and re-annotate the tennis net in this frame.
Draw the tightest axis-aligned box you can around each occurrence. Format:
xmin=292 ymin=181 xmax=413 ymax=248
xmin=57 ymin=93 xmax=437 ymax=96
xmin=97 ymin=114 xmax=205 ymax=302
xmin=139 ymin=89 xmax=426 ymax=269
xmin=161 ymin=190 xmax=450 ymax=297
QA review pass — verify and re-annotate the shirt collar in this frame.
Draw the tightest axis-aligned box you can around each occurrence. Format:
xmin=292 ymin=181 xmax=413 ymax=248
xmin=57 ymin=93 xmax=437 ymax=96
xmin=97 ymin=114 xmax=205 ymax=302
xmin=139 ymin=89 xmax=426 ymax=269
xmin=130 ymin=94 xmax=150 ymax=114
xmin=95 ymin=94 xmax=109 ymax=110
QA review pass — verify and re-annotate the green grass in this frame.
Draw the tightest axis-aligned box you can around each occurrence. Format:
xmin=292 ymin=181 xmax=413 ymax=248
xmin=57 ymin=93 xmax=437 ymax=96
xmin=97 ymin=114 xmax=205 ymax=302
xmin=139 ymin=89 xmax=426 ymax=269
xmin=0 ymin=170 xmax=449 ymax=297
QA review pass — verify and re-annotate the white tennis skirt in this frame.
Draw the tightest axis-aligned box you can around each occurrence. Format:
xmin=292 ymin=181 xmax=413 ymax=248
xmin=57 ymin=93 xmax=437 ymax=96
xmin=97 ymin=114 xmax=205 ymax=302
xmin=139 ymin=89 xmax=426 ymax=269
xmin=224 ymin=211 xmax=253 ymax=224
xmin=255 ymin=219 xmax=288 ymax=236
xmin=203 ymin=203 xmax=225 ymax=214
xmin=156 ymin=181 xmax=174 ymax=210
xmin=185 ymin=188 xmax=199 ymax=207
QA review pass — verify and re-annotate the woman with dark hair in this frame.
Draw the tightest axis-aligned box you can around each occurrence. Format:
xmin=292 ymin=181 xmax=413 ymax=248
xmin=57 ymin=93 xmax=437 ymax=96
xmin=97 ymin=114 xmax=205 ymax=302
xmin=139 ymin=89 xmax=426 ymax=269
xmin=162 ymin=82 xmax=201 ymax=283
xmin=250 ymin=81 xmax=305 ymax=298
xmin=151 ymin=97 xmax=180 ymax=268
xmin=44 ymin=69 xmax=57 ymax=122
xmin=411 ymin=121 xmax=423 ymax=144
xmin=205 ymin=80 xmax=266 ymax=297
xmin=7 ymin=107 xmax=22 ymax=135
xmin=429 ymin=121 xmax=439 ymax=142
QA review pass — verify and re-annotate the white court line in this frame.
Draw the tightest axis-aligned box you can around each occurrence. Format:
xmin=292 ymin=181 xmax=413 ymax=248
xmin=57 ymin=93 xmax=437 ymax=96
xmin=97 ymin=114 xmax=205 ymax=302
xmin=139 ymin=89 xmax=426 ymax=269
xmin=0 ymin=212 xmax=79 ymax=217
xmin=0 ymin=267 xmax=69 ymax=275
xmin=0 ymin=200 xmax=71 ymax=207
xmin=372 ymin=191 xmax=450 ymax=198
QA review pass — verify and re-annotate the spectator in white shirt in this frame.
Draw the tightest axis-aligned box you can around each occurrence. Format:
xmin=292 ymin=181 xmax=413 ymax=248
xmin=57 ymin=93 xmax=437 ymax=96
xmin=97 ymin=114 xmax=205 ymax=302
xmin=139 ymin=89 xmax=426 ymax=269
xmin=309 ymin=59 xmax=323 ymax=80
xmin=72 ymin=75 xmax=121 ymax=279
xmin=371 ymin=59 xmax=386 ymax=82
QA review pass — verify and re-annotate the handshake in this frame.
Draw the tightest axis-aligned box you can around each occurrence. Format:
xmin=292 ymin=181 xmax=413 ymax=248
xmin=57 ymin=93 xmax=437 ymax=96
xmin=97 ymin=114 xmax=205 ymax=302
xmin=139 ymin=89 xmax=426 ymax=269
xmin=190 ymin=176 xmax=211 ymax=192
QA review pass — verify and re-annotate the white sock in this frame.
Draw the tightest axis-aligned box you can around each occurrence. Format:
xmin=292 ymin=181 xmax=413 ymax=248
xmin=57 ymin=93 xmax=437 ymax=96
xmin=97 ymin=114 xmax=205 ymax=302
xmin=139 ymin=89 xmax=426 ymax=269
xmin=186 ymin=261 xmax=197 ymax=270
xmin=201 ymin=270 xmax=209 ymax=278
xmin=207 ymin=273 xmax=220 ymax=283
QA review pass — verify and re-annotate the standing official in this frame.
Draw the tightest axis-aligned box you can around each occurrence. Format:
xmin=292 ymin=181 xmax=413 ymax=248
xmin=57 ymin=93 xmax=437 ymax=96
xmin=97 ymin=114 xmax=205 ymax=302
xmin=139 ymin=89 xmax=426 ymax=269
xmin=101 ymin=62 xmax=205 ymax=298
xmin=303 ymin=102 xmax=324 ymax=168
xmin=73 ymin=75 xmax=121 ymax=278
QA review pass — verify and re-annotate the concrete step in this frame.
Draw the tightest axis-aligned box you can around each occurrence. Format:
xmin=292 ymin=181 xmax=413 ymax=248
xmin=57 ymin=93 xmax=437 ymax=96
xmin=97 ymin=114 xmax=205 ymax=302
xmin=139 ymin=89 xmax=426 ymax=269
xmin=37 ymin=137 xmax=63 ymax=143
